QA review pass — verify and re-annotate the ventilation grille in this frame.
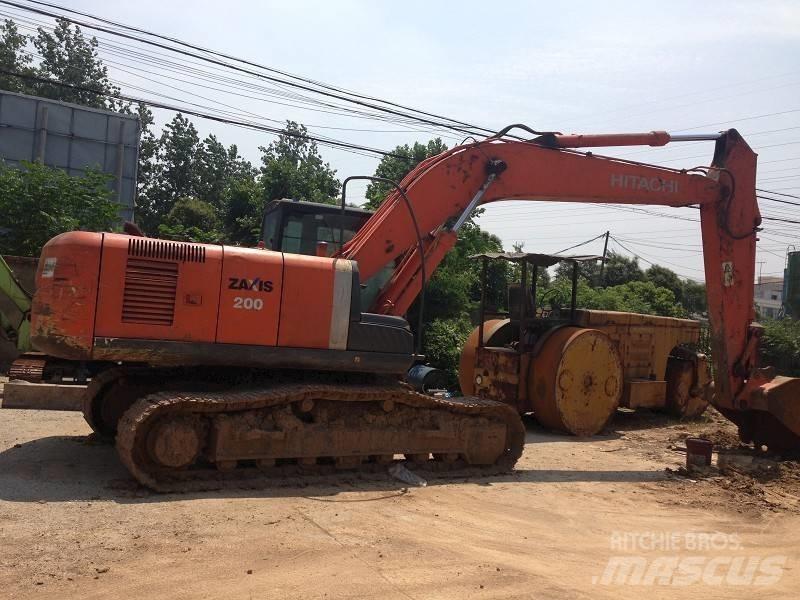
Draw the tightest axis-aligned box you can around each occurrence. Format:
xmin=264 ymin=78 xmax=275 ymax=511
xmin=122 ymin=258 xmax=178 ymax=325
xmin=128 ymin=237 xmax=206 ymax=263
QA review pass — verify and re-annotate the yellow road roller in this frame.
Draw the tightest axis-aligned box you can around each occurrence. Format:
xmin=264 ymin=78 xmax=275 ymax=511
xmin=459 ymin=252 xmax=711 ymax=436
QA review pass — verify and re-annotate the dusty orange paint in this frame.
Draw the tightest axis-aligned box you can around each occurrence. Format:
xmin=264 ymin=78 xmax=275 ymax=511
xmin=31 ymin=231 xmax=102 ymax=359
xmin=216 ymin=247 xmax=282 ymax=346
xmin=94 ymin=233 xmax=222 ymax=342
xmin=277 ymin=253 xmax=335 ymax=349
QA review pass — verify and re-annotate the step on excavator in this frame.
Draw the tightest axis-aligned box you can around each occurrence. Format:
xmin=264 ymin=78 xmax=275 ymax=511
xmin=21 ymin=126 xmax=800 ymax=491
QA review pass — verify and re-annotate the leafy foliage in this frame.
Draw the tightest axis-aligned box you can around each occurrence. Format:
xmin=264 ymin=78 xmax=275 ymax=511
xmin=554 ymin=251 xmax=645 ymax=287
xmin=259 ymin=122 xmax=339 ymax=206
xmin=157 ymin=197 xmax=222 ymax=244
xmin=0 ymin=19 xmax=35 ymax=93
xmin=422 ymin=317 xmax=474 ymax=389
xmin=602 ymin=252 xmax=646 ymax=287
xmin=136 ymin=114 xmax=255 ymax=237
xmin=682 ymin=279 xmax=707 ymax=315
xmin=645 ymin=264 xmax=684 ymax=302
xmin=220 ymin=177 xmax=264 ymax=247
xmin=584 ymin=280 xmax=686 ymax=317
xmin=0 ymin=18 xmax=124 ymax=110
xmin=364 ymin=138 xmax=448 ymax=209
xmin=33 ymin=19 xmax=123 ymax=109
xmin=760 ymin=318 xmax=800 ymax=376
xmin=0 ymin=161 xmax=118 ymax=256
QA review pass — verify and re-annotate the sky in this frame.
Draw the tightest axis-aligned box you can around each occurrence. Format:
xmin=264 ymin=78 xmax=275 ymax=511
xmin=4 ymin=0 xmax=798 ymax=282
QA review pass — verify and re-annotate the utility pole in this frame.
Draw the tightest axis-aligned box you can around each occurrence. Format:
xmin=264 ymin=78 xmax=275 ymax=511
xmin=597 ymin=230 xmax=610 ymax=287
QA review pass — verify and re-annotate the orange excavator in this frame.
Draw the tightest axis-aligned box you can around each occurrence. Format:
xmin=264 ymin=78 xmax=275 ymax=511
xmin=27 ymin=127 xmax=800 ymax=491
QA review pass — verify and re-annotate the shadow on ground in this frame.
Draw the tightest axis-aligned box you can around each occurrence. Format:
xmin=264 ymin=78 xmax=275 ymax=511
xmin=0 ymin=430 xmax=666 ymax=504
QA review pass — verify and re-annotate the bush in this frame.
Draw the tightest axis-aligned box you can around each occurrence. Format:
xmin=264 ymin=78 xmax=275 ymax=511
xmin=760 ymin=318 xmax=800 ymax=376
xmin=0 ymin=161 xmax=118 ymax=256
xmin=157 ymin=197 xmax=222 ymax=243
xmin=423 ymin=317 xmax=474 ymax=390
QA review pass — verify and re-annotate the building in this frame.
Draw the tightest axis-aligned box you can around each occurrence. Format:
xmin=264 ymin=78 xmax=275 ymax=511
xmin=754 ymin=276 xmax=784 ymax=319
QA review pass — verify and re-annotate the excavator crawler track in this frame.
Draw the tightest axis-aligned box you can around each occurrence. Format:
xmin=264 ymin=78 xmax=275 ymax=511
xmin=116 ymin=382 xmax=526 ymax=493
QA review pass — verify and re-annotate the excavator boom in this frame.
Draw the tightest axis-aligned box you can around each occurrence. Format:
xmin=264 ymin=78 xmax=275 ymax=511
xmin=336 ymin=129 xmax=797 ymax=449
xmin=20 ymin=127 xmax=799 ymax=492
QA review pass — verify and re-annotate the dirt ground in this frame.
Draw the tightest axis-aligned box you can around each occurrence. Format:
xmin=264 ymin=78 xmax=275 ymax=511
xmin=0 ymin=399 xmax=798 ymax=599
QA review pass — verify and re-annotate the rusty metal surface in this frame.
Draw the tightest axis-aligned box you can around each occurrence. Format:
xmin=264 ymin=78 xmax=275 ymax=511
xmin=624 ymin=380 xmax=668 ymax=409
xmin=573 ymin=309 xmax=700 ymax=382
xmin=7 ymin=353 xmax=46 ymax=383
xmin=472 ymin=347 xmax=521 ymax=407
xmin=110 ymin=376 xmax=525 ymax=492
xmin=665 ymin=354 xmax=710 ymax=418
xmin=458 ymin=319 xmax=514 ymax=396
xmin=528 ymin=327 xmax=622 ymax=436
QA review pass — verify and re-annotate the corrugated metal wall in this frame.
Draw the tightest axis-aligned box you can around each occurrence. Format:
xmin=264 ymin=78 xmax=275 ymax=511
xmin=0 ymin=90 xmax=140 ymax=222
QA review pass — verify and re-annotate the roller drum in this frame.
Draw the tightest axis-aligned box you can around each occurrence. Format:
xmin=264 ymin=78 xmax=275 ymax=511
xmin=528 ymin=327 xmax=622 ymax=436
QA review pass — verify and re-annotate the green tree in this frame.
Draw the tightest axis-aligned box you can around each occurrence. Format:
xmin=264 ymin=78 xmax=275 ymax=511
xmin=681 ymin=279 xmax=707 ymax=315
xmin=0 ymin=19 xmax=35 ymax=93
xmin=603 ymin=252 xmax=646 ymax=287
xmin=760 ymin=318 xmax=800 ymax=376
xmin=559 ymin=251 xmax=644 ymax=287
xmin=221 ymin=176 xmax=264 ymax=246
xmin=137 ymin=113 xmax=201 ymax=233
xmin=259 ymin=122 xmax=340 ymax=205
xmin=583 ymin=279 xmax=685 ymax=317
xmin=400 ymin=218 xmax=506 ymax=387
xmin=364 ymin=138 xmax=448 ymax=209
xmin=135 ymin=103 xmax=158 ymax=221
xmin=196 ymin=135 xmax=255 ymax=212
xmin=555 ymin=256 xmax=601 ymax=283
xmin=0 ymin=161 xmax=117 ymax=256
xmin=32 ymin=18 xmax=123 ymax=110
xmin=416 ymin=219 xmax=505 ymax=324
xmin=645 ymin=264 xmax=684 ymax=303
xmin=423 ymin=317 xmax=474 ymax=389
xmin=157 ymin=197 xmax=222 ymax=244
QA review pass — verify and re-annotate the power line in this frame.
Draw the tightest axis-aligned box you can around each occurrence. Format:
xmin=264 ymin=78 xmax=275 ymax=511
xmin=757 ymin=188 xmax=800 ymax=201
xmin=555 ymin=232 xmax=607 ymax=255
xmin=17 ymin=0 xmax=498 ymax=136
xmin=0 ymin=0 xmax=507 ymax=139
xmin=757 ymin=194 xmax=800 ymax=208
xmin=0 ymin=7 xmax=466 ymax=137
xmin=654 ymin=140 xmax=800 ymax=164
xmin=0 ymin=67 xmax=412 ymax=160
xmin=673 ymin=109 xmax=800 ymax=132
xmin=609 ymin=236 xmax=705 ymax=278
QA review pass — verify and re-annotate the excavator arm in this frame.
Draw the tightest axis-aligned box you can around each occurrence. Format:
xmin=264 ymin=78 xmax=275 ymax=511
xmin=337 ymin=128 xmax=800 ymax=450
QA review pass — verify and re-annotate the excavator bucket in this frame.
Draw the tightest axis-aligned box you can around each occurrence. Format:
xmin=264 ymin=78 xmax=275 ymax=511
xmin=733 ymin=376 xmax=800 ymax=451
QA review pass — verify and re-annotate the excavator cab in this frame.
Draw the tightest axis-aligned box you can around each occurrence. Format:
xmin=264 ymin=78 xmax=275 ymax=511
xmin=260 ymin=198 xmax=372 ymax=256
xmin=260 ymin=199 xmax=392 ymax=309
